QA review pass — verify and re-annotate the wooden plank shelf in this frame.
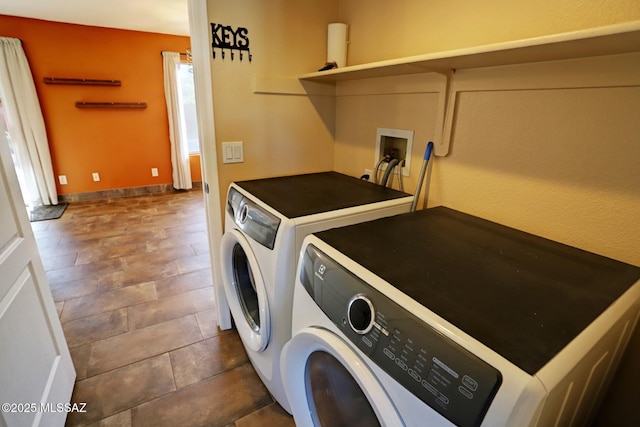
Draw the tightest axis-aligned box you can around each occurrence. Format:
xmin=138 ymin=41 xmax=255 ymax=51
xmin=75 ymin=102 xmax=147 ymax=109
xmin=44 ymin=77 xmax=121 ymax=86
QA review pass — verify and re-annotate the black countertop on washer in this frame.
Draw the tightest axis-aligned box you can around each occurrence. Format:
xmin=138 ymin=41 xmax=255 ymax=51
xmin=235 ymin=172 xmax=412 ymax=219
xmin=314 ymin=207 xmax=640 ymax=374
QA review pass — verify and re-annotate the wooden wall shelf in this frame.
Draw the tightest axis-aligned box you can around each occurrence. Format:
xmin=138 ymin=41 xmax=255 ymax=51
xmin=44 ymin=77 xmax=121 ymax=86
xmin=299 ymin=21 xmax=640 ymax=82
xmin=75 ymin=102 xmax=147 ymax=109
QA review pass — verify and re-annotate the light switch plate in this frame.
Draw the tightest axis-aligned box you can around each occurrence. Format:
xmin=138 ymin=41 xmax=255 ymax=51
xmin=222 ymin=141 xmax=243 ymax=164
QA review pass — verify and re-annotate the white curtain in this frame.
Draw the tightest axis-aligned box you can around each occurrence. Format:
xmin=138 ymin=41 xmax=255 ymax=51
xmin=162 ymin=51 xmax=192 ymax=190
xmin=0 ymin=37 xmax=58 ymax=206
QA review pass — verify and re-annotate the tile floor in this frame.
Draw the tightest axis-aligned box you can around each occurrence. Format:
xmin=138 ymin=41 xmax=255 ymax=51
xmin=32 ymin=190 xmax=295 ymax=427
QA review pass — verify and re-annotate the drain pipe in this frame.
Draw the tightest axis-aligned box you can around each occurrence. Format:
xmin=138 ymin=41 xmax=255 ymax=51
xmin=410 ymin=141 xmax=434 ymax=212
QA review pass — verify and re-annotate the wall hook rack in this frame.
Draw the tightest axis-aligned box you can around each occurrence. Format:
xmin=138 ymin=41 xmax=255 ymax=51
xmin=213 ymin=47 xmax=252 ymax=62
xmin=210 ymin=22 xmax=252 ymax=62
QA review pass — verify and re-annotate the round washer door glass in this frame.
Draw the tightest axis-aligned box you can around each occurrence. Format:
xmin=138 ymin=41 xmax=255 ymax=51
xmin=220 ymin=229 xmax=270 ymax=352
xmin=232 ymin=243 xmax=260 ymax=331
xmin=306 ymin=351 xmax=380 ymax=427
xmin=281 ymin=328 xmax=402 ymax=426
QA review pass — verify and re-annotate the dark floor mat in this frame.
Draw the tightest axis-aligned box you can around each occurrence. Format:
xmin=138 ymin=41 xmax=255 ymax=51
xmin=29 ymin=202 xmax=68 ymax=222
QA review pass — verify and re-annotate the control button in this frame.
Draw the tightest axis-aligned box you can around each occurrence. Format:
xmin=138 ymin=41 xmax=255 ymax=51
xmin=395 ymin=359 xmax=408 ymax=371
xmin=458 ymin=386 xmax=474 ymax=399
xmin=421 ymin=380 xmax=438 ymax=396
xmin=362 ymin=336 xmax=373 ymax=348
xmin=408 ymin=369 xmax=421 ymax=383
xmin=437 ymin=394 xmax=450 ymax=405
xmin=462 ymin=375 xmax=478 ymax=391
xmin=383 ymin=348 xmax=395 ymax=360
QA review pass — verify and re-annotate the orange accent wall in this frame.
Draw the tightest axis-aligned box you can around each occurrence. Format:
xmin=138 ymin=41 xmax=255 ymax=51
xmin=0 ymin=15 xmax=200 ymax=195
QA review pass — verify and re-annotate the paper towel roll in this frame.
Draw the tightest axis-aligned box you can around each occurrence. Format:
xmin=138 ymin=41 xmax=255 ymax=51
xmin=327 ymin=23 xmax=348 ymax=68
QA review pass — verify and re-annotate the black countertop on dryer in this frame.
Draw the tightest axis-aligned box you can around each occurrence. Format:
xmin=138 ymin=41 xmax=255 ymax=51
xmin=235 ymin=172 xmax=412 ymax=219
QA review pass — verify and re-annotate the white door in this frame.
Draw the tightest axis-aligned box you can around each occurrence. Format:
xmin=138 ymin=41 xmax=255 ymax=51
xmin=0 ymin=128 xmax=76 ymax=427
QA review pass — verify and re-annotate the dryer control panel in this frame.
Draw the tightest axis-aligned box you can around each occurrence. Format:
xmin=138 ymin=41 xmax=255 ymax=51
xmin=300 ymin=244 xmax=503 ymax=427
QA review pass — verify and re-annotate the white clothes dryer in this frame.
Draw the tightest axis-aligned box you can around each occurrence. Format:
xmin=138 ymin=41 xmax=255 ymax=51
xmin=282 ymin=207 xmax=640 ymax=426
xmin=219 ymin=172 xmax=413 ymax=413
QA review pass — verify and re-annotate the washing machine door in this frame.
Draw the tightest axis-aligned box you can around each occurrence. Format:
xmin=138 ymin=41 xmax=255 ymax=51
xmin=220 ymin=228 xmax=270 ymax=352
xmin=282 ymin=327 xmax=404 ymax=427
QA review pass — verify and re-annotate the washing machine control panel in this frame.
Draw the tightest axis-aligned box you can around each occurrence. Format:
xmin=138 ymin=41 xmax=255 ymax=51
xmin=300 ymin=244 xmax=502 ymax=427
xmin=227 ymin=187 xmax=281 ymax=250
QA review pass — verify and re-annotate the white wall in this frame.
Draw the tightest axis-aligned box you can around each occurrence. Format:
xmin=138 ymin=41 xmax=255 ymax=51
xmin=339 ymin=0 xmax=640 ymax=65
xmin=207 ymin=0 xmax=339 ymax=204
xmin=334 ymin=2 xmax=640 ymax=265
xmin=431 ymin=55 xmax=640 ymax=265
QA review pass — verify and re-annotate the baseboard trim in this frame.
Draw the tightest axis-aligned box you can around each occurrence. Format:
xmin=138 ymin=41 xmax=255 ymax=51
xmin=58 ymin=182 xmax=203 ymax=203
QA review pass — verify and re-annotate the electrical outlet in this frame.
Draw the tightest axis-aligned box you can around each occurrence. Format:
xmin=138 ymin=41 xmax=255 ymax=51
xmin=58 ymin=175 xmax=68 ymax=185
xmin=92 ymin=172 xmax=100 ymax=182
xmin=151 ymin=168 xmax=159 ymax=177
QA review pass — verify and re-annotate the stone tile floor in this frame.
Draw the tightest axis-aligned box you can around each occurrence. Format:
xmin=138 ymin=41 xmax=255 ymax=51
xmin=32 ymin=190 xmax=295 ymax=427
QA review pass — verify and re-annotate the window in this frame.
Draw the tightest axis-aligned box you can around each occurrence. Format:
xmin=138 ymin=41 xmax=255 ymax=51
xmin=176 ymin=63 xmax=199 ymax=153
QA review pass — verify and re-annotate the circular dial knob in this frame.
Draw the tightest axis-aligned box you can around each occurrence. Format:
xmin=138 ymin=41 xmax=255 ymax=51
xmin=348 ymin=294 xmax=375 ymax=335
xmin=238 ymin=204 xmax=249 ymax=224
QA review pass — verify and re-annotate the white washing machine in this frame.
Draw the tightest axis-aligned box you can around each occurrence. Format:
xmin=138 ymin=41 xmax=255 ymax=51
xmin=219 ymin=172 xmax=413 ymax=413
xmin=282 ymin=207 xmax=640 ymax=426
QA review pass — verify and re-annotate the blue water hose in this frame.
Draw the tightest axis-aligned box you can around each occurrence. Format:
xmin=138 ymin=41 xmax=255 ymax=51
xmin=410 ymin=141 xmax=434 ymax=212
